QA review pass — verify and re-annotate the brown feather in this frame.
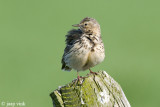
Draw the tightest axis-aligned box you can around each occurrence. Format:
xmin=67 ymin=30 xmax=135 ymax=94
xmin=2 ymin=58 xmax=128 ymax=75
xmin=61 ymin=29 xmax=82 ymax=71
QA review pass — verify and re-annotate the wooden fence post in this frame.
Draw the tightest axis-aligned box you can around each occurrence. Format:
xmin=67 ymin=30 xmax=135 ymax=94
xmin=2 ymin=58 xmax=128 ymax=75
xmin=50 ymin=71 xmax=131 ymax=107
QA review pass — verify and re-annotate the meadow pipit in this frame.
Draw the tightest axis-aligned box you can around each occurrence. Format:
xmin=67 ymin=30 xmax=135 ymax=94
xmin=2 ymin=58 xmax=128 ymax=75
xmin=61 ymin=17 xmax=105 ymax=81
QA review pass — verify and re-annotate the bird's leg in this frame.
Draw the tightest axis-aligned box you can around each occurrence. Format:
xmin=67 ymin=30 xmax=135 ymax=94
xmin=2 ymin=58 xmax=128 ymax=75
xmin=74 ymin=71 xmax=84 ymax=86
xmin=89 ymin=68 xmax=98 ymax=75
xmin=71 ymin=71 xmax=88 ymax=87
xmin=77 ymin=71 xmax=80 ymax=81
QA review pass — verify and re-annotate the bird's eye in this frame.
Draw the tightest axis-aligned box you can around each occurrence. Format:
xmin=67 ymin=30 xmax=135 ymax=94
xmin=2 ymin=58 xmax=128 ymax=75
xmin=84 ymin=23 xmax=87 ymax=26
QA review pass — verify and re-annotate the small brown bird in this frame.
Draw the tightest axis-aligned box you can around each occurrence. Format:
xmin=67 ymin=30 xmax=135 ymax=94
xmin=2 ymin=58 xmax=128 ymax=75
xmin=61 ymin=17 xmax=105 ymax=81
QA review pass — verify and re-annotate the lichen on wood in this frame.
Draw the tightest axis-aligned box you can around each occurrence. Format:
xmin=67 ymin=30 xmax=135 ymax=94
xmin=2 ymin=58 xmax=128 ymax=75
xmin=50 ymin=71 xmax=131 ymax=107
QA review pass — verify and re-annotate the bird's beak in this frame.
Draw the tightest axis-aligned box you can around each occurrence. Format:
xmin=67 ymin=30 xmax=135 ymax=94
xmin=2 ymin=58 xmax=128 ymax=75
xmin=72 ymin=24 xmax=80 ymax=27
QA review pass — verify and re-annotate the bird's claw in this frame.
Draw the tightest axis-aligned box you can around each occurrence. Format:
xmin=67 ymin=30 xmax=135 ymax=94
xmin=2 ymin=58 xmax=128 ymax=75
xmin=89 ymin=69 xmax=98 ymax=75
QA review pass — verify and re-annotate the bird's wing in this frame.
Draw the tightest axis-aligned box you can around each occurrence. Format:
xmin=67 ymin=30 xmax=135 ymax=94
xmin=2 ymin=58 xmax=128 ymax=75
xmin=65 ymin=29 xmax=82 ymax=45
xmin=61 ymin=29 xmax=82 ymax=71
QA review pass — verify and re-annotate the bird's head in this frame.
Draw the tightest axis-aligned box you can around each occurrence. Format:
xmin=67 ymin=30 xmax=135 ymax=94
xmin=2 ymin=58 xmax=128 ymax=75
xmin=72 ymin=17 xmax=101 ymax=35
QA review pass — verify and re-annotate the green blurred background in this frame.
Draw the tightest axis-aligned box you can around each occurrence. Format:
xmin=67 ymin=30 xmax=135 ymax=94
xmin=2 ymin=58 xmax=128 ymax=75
xmin=0 ymin=0 xmax=160 ymax=107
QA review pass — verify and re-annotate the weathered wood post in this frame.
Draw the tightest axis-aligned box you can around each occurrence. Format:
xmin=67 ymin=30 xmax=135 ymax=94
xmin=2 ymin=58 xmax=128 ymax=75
xmin=50 ymin=71 xmax=131 ymax=107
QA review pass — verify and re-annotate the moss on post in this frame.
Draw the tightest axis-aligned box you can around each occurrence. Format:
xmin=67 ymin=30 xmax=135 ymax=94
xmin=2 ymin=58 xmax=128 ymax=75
xmin=50 ymin=71 xmax=131 ymax=107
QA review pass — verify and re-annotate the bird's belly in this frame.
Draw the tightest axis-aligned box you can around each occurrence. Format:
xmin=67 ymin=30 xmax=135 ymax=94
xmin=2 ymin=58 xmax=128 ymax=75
xmin=82 ymin=46 xmax=105 ymax=70
xmin=64 ymin=42 xmax=105 ymax=71
xmin=64 ymin=47 xmax=90 ymax=71
xmin=89 ymin=50 xmax=105 ymax=66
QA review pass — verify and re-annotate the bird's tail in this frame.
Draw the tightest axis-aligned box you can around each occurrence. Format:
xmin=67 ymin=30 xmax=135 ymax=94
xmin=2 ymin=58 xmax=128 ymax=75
xmin=61 ymin=64 xmax=72 ymax=71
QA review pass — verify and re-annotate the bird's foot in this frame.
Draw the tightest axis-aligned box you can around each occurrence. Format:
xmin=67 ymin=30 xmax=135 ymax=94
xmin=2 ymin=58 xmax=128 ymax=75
xmin=73 ymin=75 xmax=86 ymax=86
xmin=89 ymin=69 xmax=98 ymax=75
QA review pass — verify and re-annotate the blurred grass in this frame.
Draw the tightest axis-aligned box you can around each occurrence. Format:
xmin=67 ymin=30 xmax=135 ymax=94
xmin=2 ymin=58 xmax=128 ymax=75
xmin=0 ymin=0 xmax=160 ymax=107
